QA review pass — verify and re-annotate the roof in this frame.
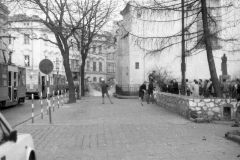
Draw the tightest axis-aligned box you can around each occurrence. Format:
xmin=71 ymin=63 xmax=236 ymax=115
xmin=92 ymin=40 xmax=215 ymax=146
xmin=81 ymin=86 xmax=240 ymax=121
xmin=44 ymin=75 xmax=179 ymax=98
xmin=120 ymin=2 xmax=131 ymax=16
xmin=8 ymin=14 xmax=41 ymax=22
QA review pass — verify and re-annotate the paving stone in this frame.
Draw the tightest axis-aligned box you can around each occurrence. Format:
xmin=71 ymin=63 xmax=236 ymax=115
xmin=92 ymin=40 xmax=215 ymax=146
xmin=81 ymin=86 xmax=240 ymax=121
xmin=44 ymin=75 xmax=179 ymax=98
xmin=15 ymin=96 xmax=240 ymax=160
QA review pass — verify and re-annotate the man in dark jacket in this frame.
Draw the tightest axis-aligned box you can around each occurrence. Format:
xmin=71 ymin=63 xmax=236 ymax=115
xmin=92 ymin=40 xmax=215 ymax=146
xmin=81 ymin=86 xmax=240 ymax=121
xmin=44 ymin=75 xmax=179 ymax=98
xmin=139 ymin=81 xmax=147 ymax=101
xmin=147 ymin=80 xmax=155 ymax=104
xmin=101 ymin=79 xmax=113 ymax=104
xmin=173 ymin=79 xmax=179 ymax=94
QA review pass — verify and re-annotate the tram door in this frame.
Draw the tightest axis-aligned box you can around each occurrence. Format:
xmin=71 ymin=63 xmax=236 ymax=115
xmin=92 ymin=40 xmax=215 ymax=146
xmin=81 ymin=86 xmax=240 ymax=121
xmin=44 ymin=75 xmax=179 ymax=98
xmin=8 ymin=71 xmax=18 ymax=102
xmin=8 ymin=71 xmax=12 ymax=101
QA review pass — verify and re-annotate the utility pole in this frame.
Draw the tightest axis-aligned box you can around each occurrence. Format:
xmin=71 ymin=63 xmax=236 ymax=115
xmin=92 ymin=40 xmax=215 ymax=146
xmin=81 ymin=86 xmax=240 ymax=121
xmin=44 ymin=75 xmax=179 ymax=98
xmin=181 ymin=0 xmax=186 ymax=95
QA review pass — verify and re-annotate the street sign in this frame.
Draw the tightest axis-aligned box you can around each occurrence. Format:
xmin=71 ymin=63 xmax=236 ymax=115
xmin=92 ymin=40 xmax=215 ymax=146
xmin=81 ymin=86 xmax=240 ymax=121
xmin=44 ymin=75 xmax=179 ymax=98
xmin=39 ymin=59 xmax=53 ymax=75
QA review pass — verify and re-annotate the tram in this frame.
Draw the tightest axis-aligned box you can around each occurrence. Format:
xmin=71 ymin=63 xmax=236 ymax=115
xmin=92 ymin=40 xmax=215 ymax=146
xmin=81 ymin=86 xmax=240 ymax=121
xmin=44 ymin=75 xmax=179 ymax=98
xmin=26 ymin=71 xmax=66 ymax=99
xmin=0 ymin=63 xmax=26 ymax=108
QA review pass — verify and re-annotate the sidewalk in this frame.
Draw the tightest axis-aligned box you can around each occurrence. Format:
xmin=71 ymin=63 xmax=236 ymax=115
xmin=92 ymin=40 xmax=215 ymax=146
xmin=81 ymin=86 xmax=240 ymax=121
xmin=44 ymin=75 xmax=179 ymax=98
xmin=16 ymin=96 xmax=240 ymax=160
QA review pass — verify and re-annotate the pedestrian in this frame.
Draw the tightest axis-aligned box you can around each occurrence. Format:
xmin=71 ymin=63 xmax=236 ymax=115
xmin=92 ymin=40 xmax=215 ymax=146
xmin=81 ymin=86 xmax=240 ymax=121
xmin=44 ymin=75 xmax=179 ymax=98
xmin=139 ymin=81 xmax=147 ymax=101
xmin=191 ymin=80 xmax=199 ymax=98
xmin=101 ymin=79 xmax=113 ymax=104
xmin=186 ymin=79 xmax=191 ymax=96
xmin=221 ymin=78 xmax=230 ymax=98
xmin=206 ymin=79 xmax=213 ymax=97
xmin=199 ymin=79 xmax=203 ymax=96
xmin=232 ymin=98 xmax=240 ymax=127
xmin=147 ymin=80 xmax=155 ymax=104
xmin=173 ymin=79 xmax=179 ymax=94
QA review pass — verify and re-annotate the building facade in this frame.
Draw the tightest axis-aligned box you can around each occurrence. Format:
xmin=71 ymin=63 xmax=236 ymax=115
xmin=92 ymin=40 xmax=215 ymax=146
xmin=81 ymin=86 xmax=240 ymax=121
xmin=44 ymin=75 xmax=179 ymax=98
xmin=8 ymin=14 xmax=66 ymax=87
xmin=8 ymin=14 xmax=117 ymax=86
xmin=0 ymin=1 xmax=10 ymax=63
xmin=117 ymin=1 xmax=240 ymax=86
xmin=86 ymin=32 xmax=116 ymax=84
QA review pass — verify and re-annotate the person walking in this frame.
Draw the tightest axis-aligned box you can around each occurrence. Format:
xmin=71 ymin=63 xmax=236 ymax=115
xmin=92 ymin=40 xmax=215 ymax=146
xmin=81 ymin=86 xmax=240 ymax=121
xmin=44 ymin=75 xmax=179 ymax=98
xmin=147 ymin=80 xmax=155 ymax=104
xmin=101 ymin=79 xmax=113 ymax=104
xmin=185 ymin=79 xmax=191 ymax=96
xmin=139 ymin=81 xmax=147 ymax=101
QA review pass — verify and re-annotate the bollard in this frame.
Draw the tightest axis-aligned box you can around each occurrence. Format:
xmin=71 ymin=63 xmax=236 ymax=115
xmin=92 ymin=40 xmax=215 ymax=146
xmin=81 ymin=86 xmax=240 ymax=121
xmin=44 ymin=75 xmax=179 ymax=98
xmin=47 ymin=75 xmax=52 ymax=124
xmin=31 ymin=94 xmax=34 ymax=123
xmin=57 ymin=90 xmax=60 ymax=108
xmin=65 ymin=90 xmax=67 ymax=103
xmin=61 ymin=90 xmax=64 ymax=106
xmin=52 ymin=91 xmax=55 ymax=112
xmin=41 ymin=92 xmax=43 ymax=119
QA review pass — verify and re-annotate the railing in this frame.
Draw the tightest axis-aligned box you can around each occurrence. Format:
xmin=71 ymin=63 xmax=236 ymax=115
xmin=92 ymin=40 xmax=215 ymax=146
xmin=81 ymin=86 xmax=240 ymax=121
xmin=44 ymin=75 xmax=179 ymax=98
xmin=115 ymin=84 xmax=140 ymax=96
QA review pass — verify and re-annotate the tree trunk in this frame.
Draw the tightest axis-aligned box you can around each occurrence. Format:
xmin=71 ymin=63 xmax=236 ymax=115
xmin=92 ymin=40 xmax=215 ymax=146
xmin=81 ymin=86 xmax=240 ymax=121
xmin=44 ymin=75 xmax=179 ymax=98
xmin=81 ymin=61 xmax=86 ymax=97
xmin=181 ymin=0 xmax=186 ymax=95
xmin=62 ymin=48 xmax=76 ymax=103
xmin=201 ymin=0 xmax=222 ymax=97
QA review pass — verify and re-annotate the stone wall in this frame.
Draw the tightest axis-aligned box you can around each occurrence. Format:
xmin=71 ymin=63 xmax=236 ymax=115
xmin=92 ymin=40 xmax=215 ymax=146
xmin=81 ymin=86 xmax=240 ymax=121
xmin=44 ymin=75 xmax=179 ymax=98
xmin=155 ymin=92 xmax=238 ymax=121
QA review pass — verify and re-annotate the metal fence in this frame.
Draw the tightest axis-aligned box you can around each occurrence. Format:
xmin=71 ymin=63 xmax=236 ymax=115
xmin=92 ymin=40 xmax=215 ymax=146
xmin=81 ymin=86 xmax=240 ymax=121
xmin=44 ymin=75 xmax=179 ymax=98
xmin=115 ymin=85 xmax=140 ymax=96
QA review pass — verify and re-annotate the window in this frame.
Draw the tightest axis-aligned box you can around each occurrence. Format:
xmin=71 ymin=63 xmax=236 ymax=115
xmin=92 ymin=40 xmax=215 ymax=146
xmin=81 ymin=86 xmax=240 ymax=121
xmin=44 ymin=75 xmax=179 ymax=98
xmin=93 ymin=62 xmax=96 ymax=71
xmin=24 ymin=34 xmax=30 ymax=44
xmin=107 ymin=53 xmax=114 ymax=60
xmin=2 ymin=65 xmax=7 ymax=86
xmin=99 ymin=45 xmax=102 ymax=54
xmin=93 ymin=45 xmax=96 ymax=53
xmin=107 ymin=64 xmax=112 ymax=72
xmin=93 ymin=77 xmax=96 ymax=82
xmin=99 ymin=77 xmax=102 ymax=82
xmin=99 ymin=62 xmax=102 ymax=72
xmin=135 ymin=62 xmax=139 ymax=69
xmin=86 ymin=61 xmax=90 ymax=71
xmin=113 ymin=64 xmax=116 ymax=73
xmin=24 ymin=55 xmax=30 ymax=67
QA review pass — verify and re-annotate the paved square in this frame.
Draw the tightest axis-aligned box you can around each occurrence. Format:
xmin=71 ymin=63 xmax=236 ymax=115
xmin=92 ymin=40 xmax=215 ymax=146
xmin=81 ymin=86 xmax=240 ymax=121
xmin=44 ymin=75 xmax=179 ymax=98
xmin=16 ymin=97 xmax=240 ymax=160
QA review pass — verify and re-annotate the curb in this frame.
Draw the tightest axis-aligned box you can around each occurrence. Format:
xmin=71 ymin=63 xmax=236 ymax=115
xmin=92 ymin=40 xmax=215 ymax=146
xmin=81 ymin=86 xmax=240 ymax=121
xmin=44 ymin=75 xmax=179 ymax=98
xmin=225 ymin=130 xmax=240 ymax=144
xmin=113 ymin=93 xmax=139 ymax=99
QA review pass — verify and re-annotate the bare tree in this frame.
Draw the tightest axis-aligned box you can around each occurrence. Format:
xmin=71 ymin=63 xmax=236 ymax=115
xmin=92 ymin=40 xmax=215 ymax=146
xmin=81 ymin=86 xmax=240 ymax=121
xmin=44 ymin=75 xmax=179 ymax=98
xmin=69 ymin=0 xmax=117 ymax=97
xmin=149 ymin=66 xmax=174 ymax=91
xmin=118 ymin=0 xmax=240 ymax=97
xmin=6 ymin=0 xmax=115 ymax=102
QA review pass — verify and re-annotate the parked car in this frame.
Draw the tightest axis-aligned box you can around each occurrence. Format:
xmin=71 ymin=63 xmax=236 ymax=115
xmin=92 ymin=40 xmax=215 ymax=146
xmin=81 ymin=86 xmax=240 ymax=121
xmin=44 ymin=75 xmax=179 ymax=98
xmin=0 ymin=113 xmax=36 ymax=160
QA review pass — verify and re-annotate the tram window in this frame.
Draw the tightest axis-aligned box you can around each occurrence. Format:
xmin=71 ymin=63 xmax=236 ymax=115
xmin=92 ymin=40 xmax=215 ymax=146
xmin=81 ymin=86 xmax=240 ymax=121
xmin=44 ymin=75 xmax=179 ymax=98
xmin=14 ymin=72 xmax=17 ymax=87
xmin=8 ymin=72 xmax=11 ymax=86
xmin=22 ymin=69 xmax=26 ymax=85
xmin=2 ymin=66 xmax=7 ymax=87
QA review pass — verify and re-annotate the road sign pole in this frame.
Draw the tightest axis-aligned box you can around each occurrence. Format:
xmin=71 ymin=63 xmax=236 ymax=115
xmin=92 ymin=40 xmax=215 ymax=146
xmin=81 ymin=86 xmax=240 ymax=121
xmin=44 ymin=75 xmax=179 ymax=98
xmin=47 ymin=75 xmax=52 ymax=124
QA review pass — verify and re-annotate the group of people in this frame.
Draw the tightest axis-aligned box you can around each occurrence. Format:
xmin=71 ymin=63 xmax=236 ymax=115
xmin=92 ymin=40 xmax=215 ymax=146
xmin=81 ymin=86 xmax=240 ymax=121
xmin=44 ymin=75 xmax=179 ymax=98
xmin=139 ymin=80 xmax=156 ymax=104
xmin=185 ymin=78 xmax=240 ymax=99
xmin=161 ymin=79 xmax=179 ymax=94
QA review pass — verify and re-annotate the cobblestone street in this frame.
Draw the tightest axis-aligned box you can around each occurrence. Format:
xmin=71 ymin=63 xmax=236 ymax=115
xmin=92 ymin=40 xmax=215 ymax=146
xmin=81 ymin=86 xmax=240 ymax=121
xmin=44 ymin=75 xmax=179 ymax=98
xmin=16 ymin=96 xmax=240 ymax=160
